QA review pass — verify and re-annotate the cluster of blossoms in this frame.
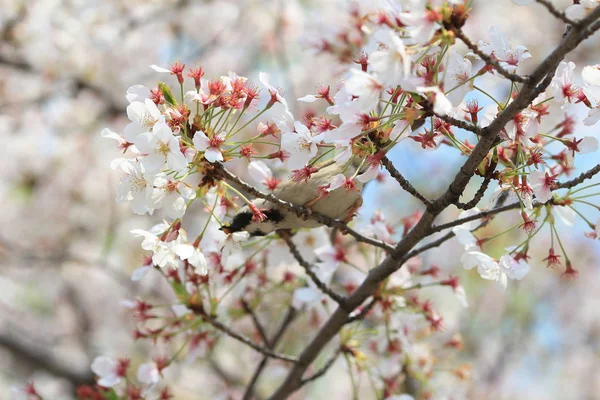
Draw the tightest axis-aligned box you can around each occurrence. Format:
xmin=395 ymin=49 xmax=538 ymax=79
xmin=19 ymin=0 xmax=600 ymax=399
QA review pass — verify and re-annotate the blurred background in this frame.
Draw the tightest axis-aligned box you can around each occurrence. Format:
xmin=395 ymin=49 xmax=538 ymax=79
xmin=1 ymin=0 xmax=599 ymax=399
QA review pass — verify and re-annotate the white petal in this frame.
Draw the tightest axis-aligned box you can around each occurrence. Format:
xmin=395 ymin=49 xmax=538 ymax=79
xmin=582 ymin=65 xmax=600 ymax=86
xmin=248 ymin=160 xmax=273 ymax=182
xmin=298 ymin=94 xmax=318 ymax=103
xmin=91 ymin=356 xmax=116 ymax=378
xmin=192 ymin=131 xmax=210 ymax=151
xmin=131 ymin=266 xmax=151 ymax=281
xmin=126 ymin=85 xmax=151 ymax=103
xmin=584 ymin=108 xmax=600 ymax=126
xmin=204 ymin=147 xmax=224 ymax=163
xmin=150 ymin=64 xmax=172 ymax=73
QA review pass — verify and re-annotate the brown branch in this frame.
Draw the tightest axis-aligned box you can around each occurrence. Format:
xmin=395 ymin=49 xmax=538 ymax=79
xmin=298 ymin=347 xmax=342 ymax=386
xmin=0 ymin=329 xmax=95 ymax=386
xmin=437 ymin=114 xmax=483 ymax=136
xmin=429 ymin=201 xmax=522 ymax=234
xmin=241 ymin=300 xmax=269 ymax=345
xmin=266 ymin=11 xmax=600 ymax=399
xmin=243 ymin=306 xmax=296 ymax=400
xmin=556 ymin=164 xmax=600 ymax=189
xmin=456 ymin=158 xmax=498 ymax=210
xmin=188 ymin=304 xmax=298 ymax=363
xmin=280 ymin=233 xmax=347 ymax=306
xmin=451 ymin=28 xmax=529 ymax=83
xmin=215 ymin=163 xmax=395 ymax=252
xmin=380 ymin=156 xmax=431 ymax=206
xmin=535 ymin=0 xmax=576 ymax=25
xmin=345 ymin=297 xmax=378 ymax=324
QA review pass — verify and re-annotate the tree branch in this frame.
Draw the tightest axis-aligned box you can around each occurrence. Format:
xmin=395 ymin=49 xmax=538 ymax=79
xmin=456 ymin=158 xmax=498 ymax=210
xmin=280 ymin=233 xmax=347 ymax=306
xmin=556 ymin=164 xmax=600 ymax=189
xmin=380 ymin=156 xmax=431 ymax=206
xmin=298 ymin=347 xmax=342 ymax=386
xmin=188 ymin=304 xmax=298 ymax=363
xmin=241 ymin=300 xmax=270 ymax=345
xmin=0 ymin=329 xmax=94 ymax=386
xmin=437 ymin=114 xmax=483 ymax=136
xmin=243 ymin=306 xmax=296 ymax=400
xmin=535 ymin=0 xmax=576 ymax=25
xmin=450 ymin=28 xmax=529 ymax=83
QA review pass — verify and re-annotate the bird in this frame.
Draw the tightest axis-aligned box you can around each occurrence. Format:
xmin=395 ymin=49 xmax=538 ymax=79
xmin=222 ymin=161 xmax=364 ymax=236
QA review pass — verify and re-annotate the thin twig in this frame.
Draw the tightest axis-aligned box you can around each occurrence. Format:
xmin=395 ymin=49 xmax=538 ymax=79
xmin=437 ymin=114 xmax=483 ymax=136
xmin=243 ymin=307 xmax=296 ymax=400
xmin=556 ymin=164 xmax=600 ymax=189
xmin=535 ymin=0 xmax=576 ymax=25
xmin=451 ymin=28 xmax=529 ymax=83
xmin=456 ymin=159 xmax=498 ymax=210
xmin=280 ymin=233 xmax=347 ymax=306
xmin=241 ymin=300 xmax=269 ymax=345
xmin=299 ymin=348 xmax=342 ymax=385
xmin=188 ymin=304 xmax=298 ymax=363
xmin=380 ymin=156 xmax=431 ymax=206
xmin=345 ymin=297 xmax=378 ymax=324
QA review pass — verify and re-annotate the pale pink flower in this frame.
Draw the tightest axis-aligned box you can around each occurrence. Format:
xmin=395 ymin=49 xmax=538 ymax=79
xmin=134 ymin=121 xmax=189 ymax=173
xmin=281 ymin=121 xmax=324 ymax=169
xmin=479 ymin=26 xmax=531 ymax=73
xmin=344 ymin=69 xmax=384 ymax=113
xmin=566 ymin=0 xmax=599 ymax=21
xmin=193 ymin=130 xmax=226 ymax=163
xmin=529 ymin=170 xmax=556 ymax=203
xmin=551 ymin=61 xmax=579 ymax=109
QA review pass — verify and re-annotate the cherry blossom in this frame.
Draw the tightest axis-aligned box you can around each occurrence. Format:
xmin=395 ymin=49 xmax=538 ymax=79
xmin=193 ymin=130 xmax=226 ymax=163
xmin=582 ymin=64 xmax=600 ymax=125
xmin=248 ymin=160 xmax=280 ymax=191
xmin=114 ymin=159 xmax=155 ymax=215
xmin=461 ymin=250 xmax=500 ymax=282
xmin=497 ymin=254 xmax=530 ymax=289
xmin=91 ymin=356 xmax=124 ymax=388
xmin=175 ymin=243 xmax=208 ymax=275
xmin=389 ymin=120 xmax=412 ymax=143
xmin=137 ymin=362 xmax=161 ymax=386
xmin=218 ymin=231 xmax=250 ymax=267
xmin=444 ymin=51 xmax=475 ymax=106
xmin=134 ymin=121 xmax=188 ymax=173
xmin=131 ymin=225 xmax=181 ymax=269
xmin=259 ymin=71 xmax=287 ymax=108
xmin=281 ymin=121 xmax=324 ymax=169
xmin=399 ymin=0 xmax=441 ymax=44
xmin=417 ymin=86 xmax=453 ymax=116
xmin=126 ymin=85 xmax=151 ymax=103
xmin=479 ymin=26 xmax=531 ymax=73
xmin=529 ymin=170 xmax=556 ymax=203
xmin=152 ymin=175 xmax=196 ymax=219
xmin=125 ymin=99 xmax=165 ymax=142
xmin=344 ymin=69 xmax=385 ymax=113
xmin=369 ymin=28 xmax=412 ymax=88
xmin=101 ymin=128 xmax=134 ymax=153
xmin=551 ymin=61 xmax=579 ymax=109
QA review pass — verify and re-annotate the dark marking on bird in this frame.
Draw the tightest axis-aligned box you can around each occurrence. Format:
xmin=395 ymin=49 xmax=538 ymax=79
xmin=263 ymin=209 xmax=284 ymax=223
xmin=224 ymin=211 xmax=253 ymax=233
